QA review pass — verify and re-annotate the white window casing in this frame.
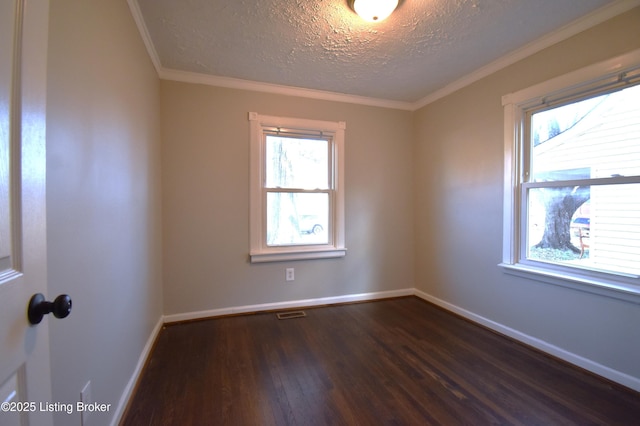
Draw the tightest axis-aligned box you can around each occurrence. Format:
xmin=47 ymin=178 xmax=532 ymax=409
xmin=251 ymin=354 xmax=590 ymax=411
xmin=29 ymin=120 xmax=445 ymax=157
xmin=500 ymin=49 xmax=640 ymax=303
xmin=249 ymin=112 xmax=346 ymax=263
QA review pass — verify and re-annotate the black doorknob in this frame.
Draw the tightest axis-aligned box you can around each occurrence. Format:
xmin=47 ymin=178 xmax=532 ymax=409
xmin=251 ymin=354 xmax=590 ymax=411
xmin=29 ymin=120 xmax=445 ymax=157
xmin=27 ymin=293 xmax=72 ymax=325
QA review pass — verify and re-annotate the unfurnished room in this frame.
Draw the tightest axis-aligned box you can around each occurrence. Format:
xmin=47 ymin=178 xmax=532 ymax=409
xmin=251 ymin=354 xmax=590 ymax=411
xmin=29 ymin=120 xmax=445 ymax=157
xmin=1 ymin=0 xmax=639 ymax=425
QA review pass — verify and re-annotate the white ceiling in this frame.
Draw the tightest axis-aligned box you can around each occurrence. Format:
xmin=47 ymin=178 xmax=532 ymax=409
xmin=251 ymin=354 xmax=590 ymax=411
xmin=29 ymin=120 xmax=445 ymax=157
xmin=132 ymin=0 xmax=633 ymax=108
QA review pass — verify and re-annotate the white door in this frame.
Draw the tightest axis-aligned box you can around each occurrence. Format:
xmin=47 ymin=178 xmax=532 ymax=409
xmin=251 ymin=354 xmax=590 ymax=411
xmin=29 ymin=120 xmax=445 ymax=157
xmin=0 ymin=0 xmax=53 ymax=425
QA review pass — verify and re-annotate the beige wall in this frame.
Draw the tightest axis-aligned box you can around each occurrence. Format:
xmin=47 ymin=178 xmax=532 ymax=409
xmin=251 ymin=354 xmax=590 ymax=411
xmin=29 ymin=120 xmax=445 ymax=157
xmin=46 ymin=1 xmax=162 ymax=425
xmin=160 ymin=83 xmax=415 ymax=315
xmin=414 ymin=8 xmax=640 ymax=381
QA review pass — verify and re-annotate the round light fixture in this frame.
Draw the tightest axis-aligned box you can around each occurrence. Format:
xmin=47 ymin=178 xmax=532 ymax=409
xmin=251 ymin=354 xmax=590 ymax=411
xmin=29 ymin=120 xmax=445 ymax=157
xmin=349 ymin=0 xmax=399 ymax=22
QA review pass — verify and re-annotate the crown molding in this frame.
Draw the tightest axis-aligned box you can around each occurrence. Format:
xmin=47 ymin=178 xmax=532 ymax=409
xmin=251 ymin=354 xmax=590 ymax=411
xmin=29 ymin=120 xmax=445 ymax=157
xmin=127 ymin=0 xmax=162 ymax=74
xmin=412 ymin=0 xmax=640 ymax=110
xmin=128 ymin=0 xmax=640 ymax=112
xmin=159 ymin=68 xmax=415 ymax=110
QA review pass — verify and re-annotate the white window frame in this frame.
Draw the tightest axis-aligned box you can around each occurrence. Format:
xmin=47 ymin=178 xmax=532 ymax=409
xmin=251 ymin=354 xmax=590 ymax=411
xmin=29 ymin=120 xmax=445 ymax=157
xmin=500 ymin=49 xmax=640 ymax=303
xmin=249 ymin=112 xmax=346 ymax=263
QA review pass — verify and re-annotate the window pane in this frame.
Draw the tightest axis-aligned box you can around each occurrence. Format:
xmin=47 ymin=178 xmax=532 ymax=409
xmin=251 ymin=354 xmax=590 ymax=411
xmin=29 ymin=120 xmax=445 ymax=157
xmin=265 ymin=135 xmax=329 ymax=189
xmin=527 ymin=184 xmax=640 ymax=275
xmin=531 ymin=84 xmax=640 ymax=182
xmin=266 ymin=192 xmax=329 ymax=246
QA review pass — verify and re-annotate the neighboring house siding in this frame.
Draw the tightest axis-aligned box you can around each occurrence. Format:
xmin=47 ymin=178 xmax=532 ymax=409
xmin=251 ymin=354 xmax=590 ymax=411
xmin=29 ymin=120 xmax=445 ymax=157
xmin=592 ymin=184 xmax=639 ymax=273
xmin=534 ymin=85 xmax=640 ymax=274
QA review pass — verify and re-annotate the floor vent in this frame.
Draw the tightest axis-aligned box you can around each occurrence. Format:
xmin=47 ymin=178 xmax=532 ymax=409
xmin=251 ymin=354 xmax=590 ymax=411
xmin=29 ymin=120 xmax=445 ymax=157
xmin=276 ymin=311 xmax=306 ymax=320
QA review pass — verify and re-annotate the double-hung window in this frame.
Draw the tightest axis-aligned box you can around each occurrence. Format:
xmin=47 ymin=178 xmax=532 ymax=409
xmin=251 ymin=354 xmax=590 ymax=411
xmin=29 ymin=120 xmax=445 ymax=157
xmin=249 ymin=112 xmax=346 ymax=263
xmin=501 ymin=49 xmax=640 ymax=300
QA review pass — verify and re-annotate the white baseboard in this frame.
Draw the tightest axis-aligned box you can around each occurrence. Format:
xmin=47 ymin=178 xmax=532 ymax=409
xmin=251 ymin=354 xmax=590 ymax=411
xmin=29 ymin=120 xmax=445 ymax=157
xmin=163 ymin=288 xmax=415 ymax=323
xmin=413 ymin=289 xmax=640 ymax=392
xmin=110 ymin=316 xmax=164 ymax=426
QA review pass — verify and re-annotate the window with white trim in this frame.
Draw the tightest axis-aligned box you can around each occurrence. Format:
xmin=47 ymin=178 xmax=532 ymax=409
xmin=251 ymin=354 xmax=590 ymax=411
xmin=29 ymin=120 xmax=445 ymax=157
xmin=249 ymin=112 xmax=346 ymax=263
xmin=501 ymin=49 xmax=640 ymax=299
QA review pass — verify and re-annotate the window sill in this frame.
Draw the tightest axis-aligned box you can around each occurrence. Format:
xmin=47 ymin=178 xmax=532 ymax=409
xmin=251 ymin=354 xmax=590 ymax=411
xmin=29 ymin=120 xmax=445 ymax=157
xmin=250 ymin=248 xmax=347 ymax=263
xmin=499 ymin=262 xmax=640 ymax=304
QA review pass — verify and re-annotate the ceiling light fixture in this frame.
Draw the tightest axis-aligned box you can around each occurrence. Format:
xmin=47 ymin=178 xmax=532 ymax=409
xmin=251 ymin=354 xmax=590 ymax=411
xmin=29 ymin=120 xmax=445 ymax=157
xmin=349 ymin=0 xmax=399 ymax=22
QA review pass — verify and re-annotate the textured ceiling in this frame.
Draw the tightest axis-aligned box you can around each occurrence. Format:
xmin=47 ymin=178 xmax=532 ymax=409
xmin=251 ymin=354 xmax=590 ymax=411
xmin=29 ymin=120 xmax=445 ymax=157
xmin=135 ymin=0 xmax=617 ymax=103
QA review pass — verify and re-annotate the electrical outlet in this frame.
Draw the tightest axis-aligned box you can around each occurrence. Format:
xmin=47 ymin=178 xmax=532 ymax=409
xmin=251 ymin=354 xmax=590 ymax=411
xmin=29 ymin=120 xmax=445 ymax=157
xmin=80 ymin=381 xmax=91 ymax=426
xmin=286 ymin=268 xmax=295 ymax=281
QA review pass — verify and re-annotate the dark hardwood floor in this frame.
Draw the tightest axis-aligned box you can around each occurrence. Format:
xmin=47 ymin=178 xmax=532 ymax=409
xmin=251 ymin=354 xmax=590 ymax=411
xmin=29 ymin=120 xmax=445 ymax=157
xmin=121 ymin=297 xmax=640 ymax=425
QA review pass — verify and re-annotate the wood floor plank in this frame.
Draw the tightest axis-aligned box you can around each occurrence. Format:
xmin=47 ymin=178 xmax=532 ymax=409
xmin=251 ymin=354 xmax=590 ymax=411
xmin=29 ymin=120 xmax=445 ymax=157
xmin=121 ymin=297 xmax=640 ymax=425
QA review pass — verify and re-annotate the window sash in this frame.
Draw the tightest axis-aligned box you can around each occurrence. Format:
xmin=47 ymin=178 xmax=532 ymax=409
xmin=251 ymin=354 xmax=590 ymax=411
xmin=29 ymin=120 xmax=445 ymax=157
xmin=263 ymin=132 xmax=333 ymax=191
xmin=522 ymin=175 xmax=639 ymax=189
xmin=263 ymin=189 xmax=333 ymax=247
xmin=262 ymin=131 xmax=335 ymax=249
xmin=519 ymin=84 xmax=640 ymax=276
xmin=518 ymin=183 xmax=640 ymax=275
